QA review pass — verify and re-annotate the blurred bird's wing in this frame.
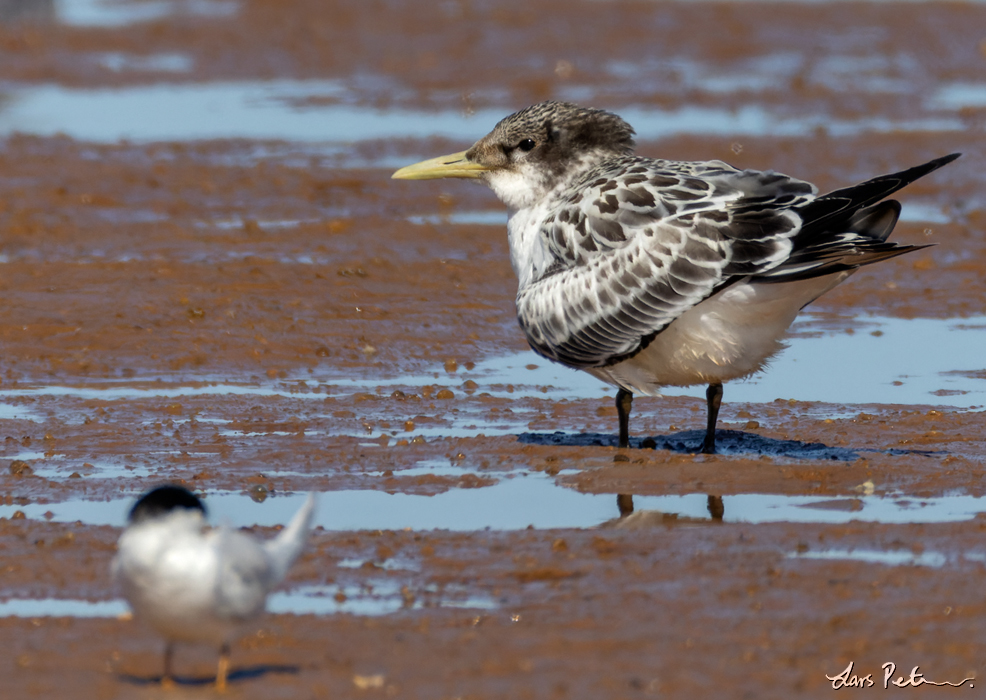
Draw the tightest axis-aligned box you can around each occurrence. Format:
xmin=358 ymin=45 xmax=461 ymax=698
xmin=213 ymin=528 xmax=275 ymax=621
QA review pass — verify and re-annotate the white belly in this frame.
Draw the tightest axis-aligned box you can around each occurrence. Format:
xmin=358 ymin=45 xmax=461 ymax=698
xmin=587 ymin=271 xmax=853 ymax=395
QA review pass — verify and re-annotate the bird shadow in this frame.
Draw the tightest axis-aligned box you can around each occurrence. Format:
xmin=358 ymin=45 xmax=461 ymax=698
xmin=118 ymin=663 xmax=300 ymax=688
xmin=518 ymin=428 xmax=940 ymax=460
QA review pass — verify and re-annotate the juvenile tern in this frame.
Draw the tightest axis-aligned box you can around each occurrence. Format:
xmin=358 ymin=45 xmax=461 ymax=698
xmin=394 ymin=101 xmax=959 ymax=452
xmin=113 ymin=485 xmax=316 ymax=691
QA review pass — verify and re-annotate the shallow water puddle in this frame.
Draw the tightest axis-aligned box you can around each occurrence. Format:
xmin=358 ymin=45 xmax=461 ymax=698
xmin=897 ymin=201 xmax=952 ymax=224
xmin=4 ymin=469 xmax=986 ymax=530
xmin=0 ymin=81 xmax=964 ymax=144
xmin=0 ymin=316 xmax=981 ymax=447
xmin=430 ymin=315 xmax=986 ymax=408
xmin=604 ymin=54 xmax=803 ymax=95
xmin=0 ymin=598 xmax=127 ymax=618
xmin=327 ymin=314 xmax=986 ymax=409
xmin=929 ymin=82 xmax=986 ymax=109
xmin=0 ymin=403 xmax=44 ymax=422
xmin=55 ymin=0 xmax=238 ymax=27
xmin=0 ymin=382 xmax=323 ymax=402
xmin=0 ymin=582 xmax=495 ymax=618
xmin=94 ymin=52 xmax=195 ymax=74
xmin=786 ymin=549 xmax=954 ymax=568
xmin=24 ymin=457 xmax=156 ymax=480
xmin=716 ymin=315 xmax=986 ymax=408
xmin=407 ymin=211 xmax=506 ymax=227
xmin=208 ymin=314 xmax=986 ymax=408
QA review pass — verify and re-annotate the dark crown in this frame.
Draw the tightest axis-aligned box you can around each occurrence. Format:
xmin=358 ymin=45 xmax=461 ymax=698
xmin=128 ymin=484 xmax=206 ymax=525
xmin=495 ymin=101 xmax=636 ymax=155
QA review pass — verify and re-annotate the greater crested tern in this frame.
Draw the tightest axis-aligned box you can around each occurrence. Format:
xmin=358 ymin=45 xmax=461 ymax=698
xmin=394 ymin=101 xmax=959 ymax=452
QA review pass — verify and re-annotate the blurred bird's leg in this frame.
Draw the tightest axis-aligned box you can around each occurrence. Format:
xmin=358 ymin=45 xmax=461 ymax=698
xmin=702 ymin=383 xmax=723 ymax=454
xmin=161 ymin=642 xmax=176 ymax=689
xmin=707 ymin=494 xmax=724 ymax=521
xmin=216 ymin=642 xmax=231 ymax=693
xmin=616 ymin=388 xmax=633 ymax=449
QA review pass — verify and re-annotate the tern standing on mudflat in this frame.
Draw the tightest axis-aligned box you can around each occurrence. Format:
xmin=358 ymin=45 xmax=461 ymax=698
xmin=394 ymin=101 xmax=958 ymax=452
xmin=113 ymin=485 xmax=316 ymax=691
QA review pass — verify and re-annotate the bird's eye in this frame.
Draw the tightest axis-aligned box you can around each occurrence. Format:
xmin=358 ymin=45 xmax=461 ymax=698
xmin=518 ymin=138 xmax=536 ymax=152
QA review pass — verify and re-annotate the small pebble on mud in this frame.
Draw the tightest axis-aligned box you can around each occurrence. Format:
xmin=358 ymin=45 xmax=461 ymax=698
xmin=353 ymin=675 xmax=385 ymax=690
xmin=9 ymin=461 xmax=32 ymax=477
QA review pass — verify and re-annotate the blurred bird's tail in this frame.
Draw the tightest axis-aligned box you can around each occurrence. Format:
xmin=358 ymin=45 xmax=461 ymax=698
xmin=264 ymin=493 xmax=316 ymax=585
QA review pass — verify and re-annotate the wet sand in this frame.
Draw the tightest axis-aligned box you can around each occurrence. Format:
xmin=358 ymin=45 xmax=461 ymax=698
xmin=0 ymin=0 xmax=985 ymax=697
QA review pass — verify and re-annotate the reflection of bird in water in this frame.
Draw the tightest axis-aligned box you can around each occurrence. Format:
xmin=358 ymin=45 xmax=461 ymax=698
xmin=113 ymin=485 xmax=315 ymax=691
xmin=617 ymin=493 xmax=723 ymax=521
xmin=394 ymin=101 xmax=959 ymax=452
xmin=604 ymin=498 xmax=725 ymax=528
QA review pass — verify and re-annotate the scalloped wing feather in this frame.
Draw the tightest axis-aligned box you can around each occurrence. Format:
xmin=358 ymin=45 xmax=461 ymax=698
xmin=521 ymin=159 xmax=816 ymax=367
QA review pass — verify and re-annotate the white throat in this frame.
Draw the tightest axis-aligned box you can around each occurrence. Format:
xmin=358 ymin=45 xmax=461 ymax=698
xmin=484 ymin=162 xmax=552 ymax=211
xmin=484 ymin=151 xmax=611 ymax=289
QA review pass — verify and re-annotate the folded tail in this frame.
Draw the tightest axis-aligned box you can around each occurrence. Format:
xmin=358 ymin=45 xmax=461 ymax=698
xmin=795 ymin=152 xmax=960 ymax=241
xmin=264 ymin=493 xmax=316 ymax=585
xmin=759 ymin=153 xmax=959 ymax=283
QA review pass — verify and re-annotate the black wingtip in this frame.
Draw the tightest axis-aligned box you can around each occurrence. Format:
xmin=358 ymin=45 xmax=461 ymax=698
xmin=918 ymin=152 xmax=961 ymax=174
xmin=805 ymin=152 xmax=961 ymax=225
xmin=128 ymin=484 xmax=206 ymax=525
xmin=879 ymin=152 xmax=961 ymax=187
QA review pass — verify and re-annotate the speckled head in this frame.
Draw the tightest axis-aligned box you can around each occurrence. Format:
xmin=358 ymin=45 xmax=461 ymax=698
xmin=475 ymin=101 xmax=636 ymax=166
xmin=128 ymin=485 xmax=206 ymax=525
xmin=392 ymin=101 xmax=638 ymax=209
xmin=468 ymin=102 xmax=637 ymax=209
xmin=392 ymin=101 xmax=635 ymax=182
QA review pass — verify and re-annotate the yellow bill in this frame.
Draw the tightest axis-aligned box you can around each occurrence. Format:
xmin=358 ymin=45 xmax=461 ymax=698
xmin=391 ymin=150 xmax=488 ymax=180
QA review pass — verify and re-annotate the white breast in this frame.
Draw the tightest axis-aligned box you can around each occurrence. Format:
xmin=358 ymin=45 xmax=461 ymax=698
xmin=507 ymin=205 xmax=555 ymax=289
xmin=114 ymin=513 xmax=256 ymax=646
xmin=588 ymin=271 xmax=853 ymax=395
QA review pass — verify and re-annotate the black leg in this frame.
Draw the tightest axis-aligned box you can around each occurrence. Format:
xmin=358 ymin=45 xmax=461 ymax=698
xmin=702 ymin=382 xmax=723 ymax=454
xmin=616 ymin=388 xmax=633 ymax=449
xmin=617 ymin=493 xmax=634 ymax=517
xmin=707 ymin=494 xmax=724 ymax=521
